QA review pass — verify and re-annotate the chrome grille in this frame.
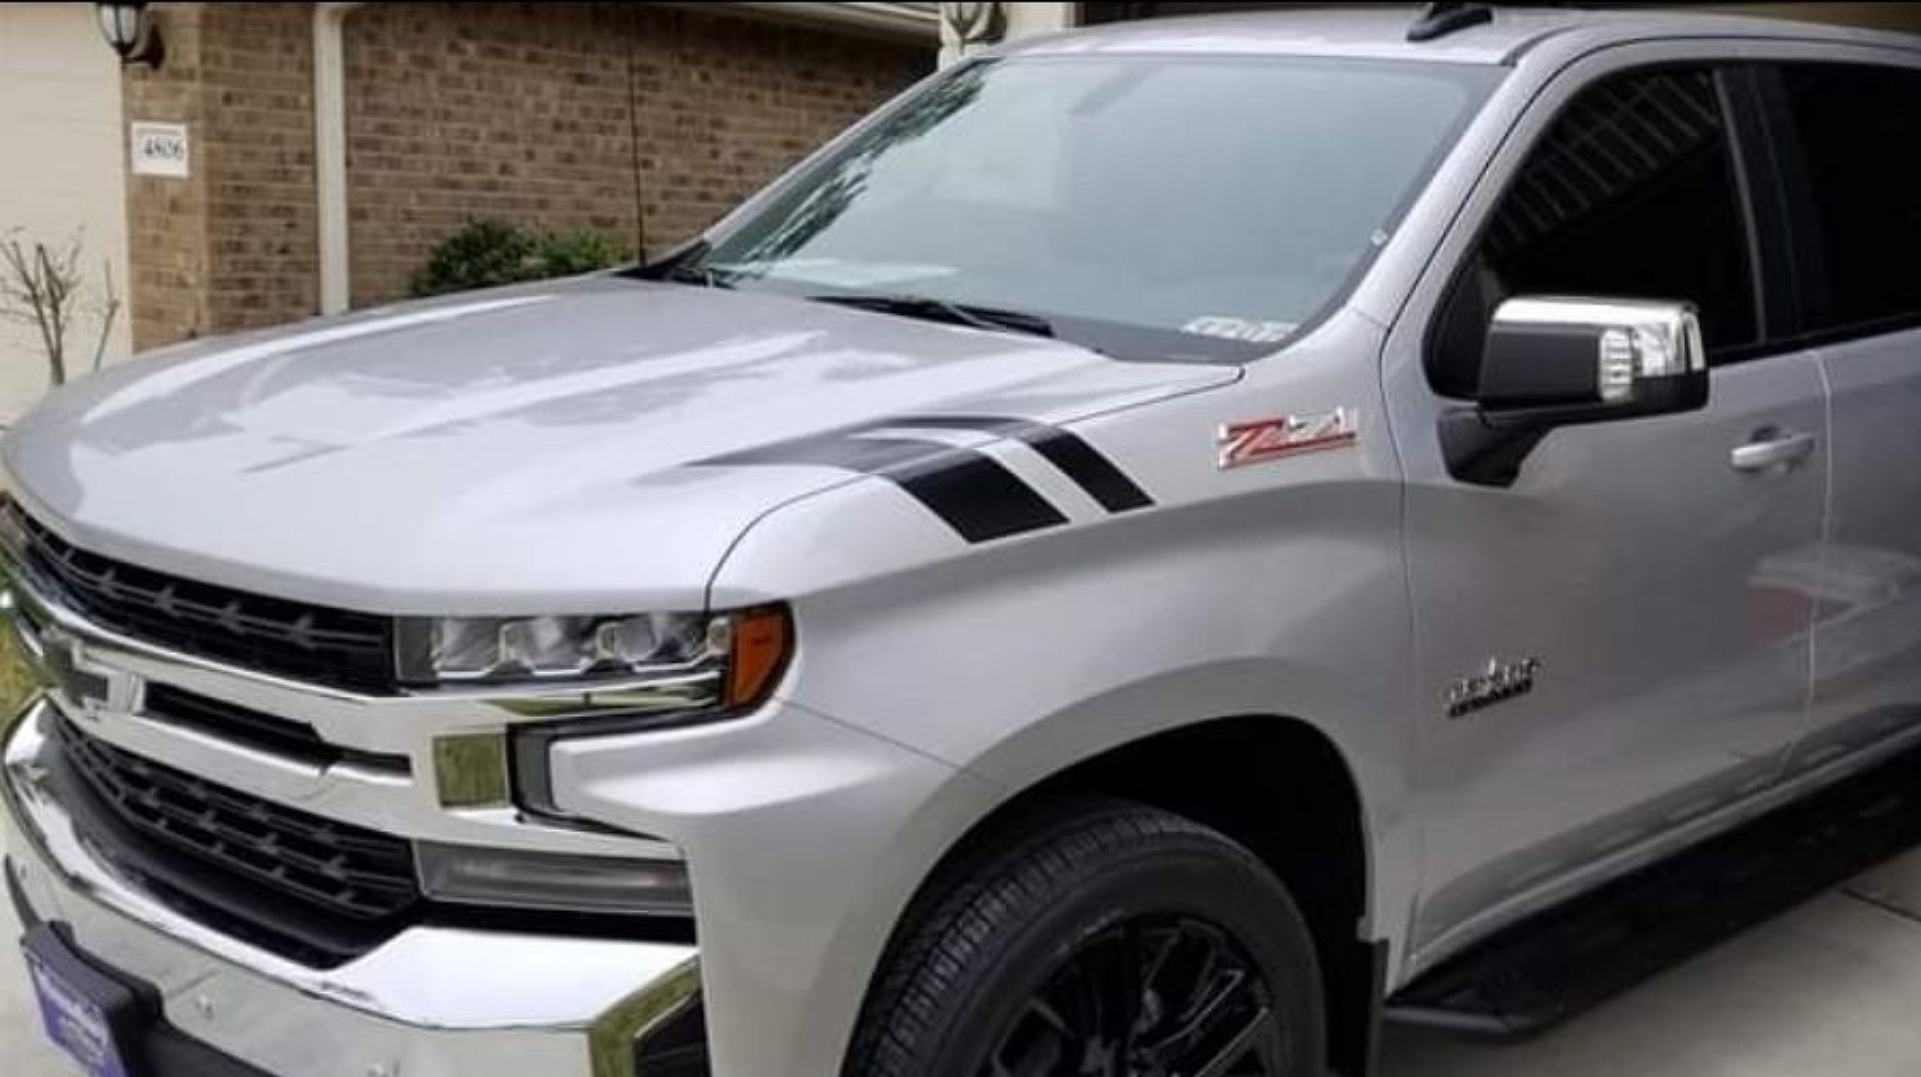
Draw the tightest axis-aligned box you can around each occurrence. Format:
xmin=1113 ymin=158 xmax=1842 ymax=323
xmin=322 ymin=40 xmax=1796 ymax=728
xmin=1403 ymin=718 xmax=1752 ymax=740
xmin=54 ymin=717 xmax=421 ymax=961
xmin=5 ymin=501 xmax=395 ymax=693
xmin=142 ymin=684 xmax=411 ymax=775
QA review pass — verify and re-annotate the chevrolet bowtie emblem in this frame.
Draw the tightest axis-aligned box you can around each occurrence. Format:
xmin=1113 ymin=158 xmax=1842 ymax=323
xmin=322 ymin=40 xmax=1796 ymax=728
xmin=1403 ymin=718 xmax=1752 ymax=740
xmin=33 ymin=623 xmax=144 ymax=721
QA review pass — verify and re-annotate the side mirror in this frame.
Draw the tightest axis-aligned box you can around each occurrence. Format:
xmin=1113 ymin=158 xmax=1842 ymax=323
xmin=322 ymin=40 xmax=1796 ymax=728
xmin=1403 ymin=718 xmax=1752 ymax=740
xmin=1440 ymin=296 xmax=1710 ymax=486
xmin=1480 ymin=297 xmax=1707 ymax=414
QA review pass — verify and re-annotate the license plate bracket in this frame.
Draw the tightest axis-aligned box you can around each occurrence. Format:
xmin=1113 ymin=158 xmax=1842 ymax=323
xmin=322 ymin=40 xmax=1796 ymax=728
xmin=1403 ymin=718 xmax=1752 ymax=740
xmin=21 ymin=923 xmax=148 ymax=1077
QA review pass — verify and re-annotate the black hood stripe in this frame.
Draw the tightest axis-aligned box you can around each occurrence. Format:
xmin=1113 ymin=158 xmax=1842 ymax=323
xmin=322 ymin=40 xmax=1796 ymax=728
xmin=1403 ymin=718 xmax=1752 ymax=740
xmin=890 ymin=415 xmax=1154 ymax=513
xmin=708 ymin=434 xmax=1067 ymax=544
xmin=702 ymin=415 xmax=1147 ymax=544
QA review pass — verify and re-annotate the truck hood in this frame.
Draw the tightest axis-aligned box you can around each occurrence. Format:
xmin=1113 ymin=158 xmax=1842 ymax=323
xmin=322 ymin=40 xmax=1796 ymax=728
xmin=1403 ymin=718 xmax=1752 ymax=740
xmin=3 ymin=278 xmax=1232 ymax=613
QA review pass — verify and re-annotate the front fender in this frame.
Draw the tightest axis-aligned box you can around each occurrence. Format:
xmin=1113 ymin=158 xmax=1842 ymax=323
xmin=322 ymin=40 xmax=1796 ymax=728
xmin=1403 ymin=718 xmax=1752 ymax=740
xmin=703 ymin=312 xmax=1422 ymax=1066
xmin=722 ymin=474 xmax=1423 ymax=970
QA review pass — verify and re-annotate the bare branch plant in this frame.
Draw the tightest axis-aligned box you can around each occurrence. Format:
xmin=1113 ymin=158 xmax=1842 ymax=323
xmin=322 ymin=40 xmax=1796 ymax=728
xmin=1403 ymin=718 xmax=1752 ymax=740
xmin=0 ymin=229 xmax=122 ymax=390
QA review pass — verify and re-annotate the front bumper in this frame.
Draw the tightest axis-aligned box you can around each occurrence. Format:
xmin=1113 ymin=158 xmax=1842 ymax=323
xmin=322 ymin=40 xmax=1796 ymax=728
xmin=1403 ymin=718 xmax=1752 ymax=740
xmin=0 ymin=516 xmax=1001 ymax=1077
xmin=3 ymin=701 xmax=701 ymax=1077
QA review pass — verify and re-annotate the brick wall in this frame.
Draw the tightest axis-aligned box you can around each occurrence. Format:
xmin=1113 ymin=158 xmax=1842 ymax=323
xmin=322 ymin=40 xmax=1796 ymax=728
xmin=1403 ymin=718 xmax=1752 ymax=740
xmin=123 ymin=2 xmax=316 ymax=349
xmin=197 ymin=3 xmax=318 ymax=335
xmin=343 ymin=2 xmax=931 ymax=305
xmin=123 ymin=2 xmax=929 ymax=349
xmin=123 ymin=4 xmax=211 ymax=350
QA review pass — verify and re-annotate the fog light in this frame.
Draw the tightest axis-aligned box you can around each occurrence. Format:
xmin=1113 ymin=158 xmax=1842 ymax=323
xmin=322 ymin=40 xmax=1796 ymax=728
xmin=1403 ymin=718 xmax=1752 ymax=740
xmin=416 ymin=842 xmax=694 ymax=918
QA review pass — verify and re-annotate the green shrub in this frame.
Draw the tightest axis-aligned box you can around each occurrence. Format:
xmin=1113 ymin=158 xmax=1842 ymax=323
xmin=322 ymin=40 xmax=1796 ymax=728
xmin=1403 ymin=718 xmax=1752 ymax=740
xmin=537 ymin=228 xmax=624 ymax=277
xmin=410 ymin=219 xmax=626 ymax=297
xmin=410 ymin=219 xmax=539 ymax=297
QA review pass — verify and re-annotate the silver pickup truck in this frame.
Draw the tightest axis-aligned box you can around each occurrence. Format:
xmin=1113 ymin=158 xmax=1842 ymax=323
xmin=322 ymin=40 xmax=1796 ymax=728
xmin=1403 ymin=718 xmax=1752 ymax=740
xmin=6 ymin=7 xmax=1921 ymax=1077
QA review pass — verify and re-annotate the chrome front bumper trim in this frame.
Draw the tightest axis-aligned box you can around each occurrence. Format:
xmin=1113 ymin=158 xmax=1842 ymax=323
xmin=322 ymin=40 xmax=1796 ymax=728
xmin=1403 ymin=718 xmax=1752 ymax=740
xmin=3 ymin=702 xmax=700 ymax=1077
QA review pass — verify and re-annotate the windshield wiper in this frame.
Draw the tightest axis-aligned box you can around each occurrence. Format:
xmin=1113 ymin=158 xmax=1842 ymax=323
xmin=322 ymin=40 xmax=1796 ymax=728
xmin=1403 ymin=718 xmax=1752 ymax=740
xmin=627 ymin=240 xmax=734 ymax=288
xmin=661 ymin=262 xmax=735 ymax=289
xmin=808 ymin=293 xmax=1055 ymax=340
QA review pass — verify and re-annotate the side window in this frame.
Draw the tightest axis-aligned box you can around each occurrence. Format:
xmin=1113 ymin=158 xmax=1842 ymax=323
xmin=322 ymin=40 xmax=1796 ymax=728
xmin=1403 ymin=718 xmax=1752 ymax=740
xmin=1430 ymin=67 xmax=1759 ymax=397
xmin=1778 ymin=63 xmax=1921 ymax=333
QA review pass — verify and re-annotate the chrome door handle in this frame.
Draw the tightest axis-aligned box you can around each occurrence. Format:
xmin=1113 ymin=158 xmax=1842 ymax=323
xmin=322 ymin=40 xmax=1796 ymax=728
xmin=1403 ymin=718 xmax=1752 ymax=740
xmin=1730 ymin=429 xmax=1816 ymax=473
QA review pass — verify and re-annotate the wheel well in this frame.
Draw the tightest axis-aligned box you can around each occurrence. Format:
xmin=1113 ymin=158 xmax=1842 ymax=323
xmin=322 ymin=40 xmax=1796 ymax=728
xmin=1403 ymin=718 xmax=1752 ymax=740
xmin=1028 ymin=716 xmax=1382 ymax=1076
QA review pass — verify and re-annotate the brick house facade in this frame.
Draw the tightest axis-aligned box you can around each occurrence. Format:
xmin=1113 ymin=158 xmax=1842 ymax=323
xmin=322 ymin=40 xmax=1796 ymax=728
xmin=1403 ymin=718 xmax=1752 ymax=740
xmin=121 ymin=2 xmax=933 ymax=350
xmin=30 ymin=0 xmax=1914 ymax=368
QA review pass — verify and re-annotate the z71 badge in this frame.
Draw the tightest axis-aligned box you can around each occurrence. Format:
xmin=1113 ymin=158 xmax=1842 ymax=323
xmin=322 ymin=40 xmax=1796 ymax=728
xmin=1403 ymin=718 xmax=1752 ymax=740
xmin=1217 ymin=407 xmax=1359 ymax=470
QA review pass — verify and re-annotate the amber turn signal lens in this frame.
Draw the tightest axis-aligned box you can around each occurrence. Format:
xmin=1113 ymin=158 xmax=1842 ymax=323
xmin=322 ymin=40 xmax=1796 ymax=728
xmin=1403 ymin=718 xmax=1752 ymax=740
xmin=726 ymin=606 xmax=792 ymax=707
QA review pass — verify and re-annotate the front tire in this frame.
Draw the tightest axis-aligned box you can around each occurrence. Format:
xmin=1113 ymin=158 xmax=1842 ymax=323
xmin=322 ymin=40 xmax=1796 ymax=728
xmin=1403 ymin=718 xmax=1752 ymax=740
xmin=845 ymin=799 xmax=1325 ymax=1077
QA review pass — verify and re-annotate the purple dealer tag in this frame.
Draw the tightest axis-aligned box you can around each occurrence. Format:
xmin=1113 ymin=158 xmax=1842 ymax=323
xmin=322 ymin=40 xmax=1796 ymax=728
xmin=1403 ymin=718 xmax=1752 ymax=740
xmin=25 ymin=950 xmax=132 ymax=1077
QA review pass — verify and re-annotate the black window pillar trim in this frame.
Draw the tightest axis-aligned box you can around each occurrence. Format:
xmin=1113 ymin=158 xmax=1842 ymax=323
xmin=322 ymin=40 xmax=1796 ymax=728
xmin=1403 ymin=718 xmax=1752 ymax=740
xmin=1718 ymin=65 xmax=1800 ymax=346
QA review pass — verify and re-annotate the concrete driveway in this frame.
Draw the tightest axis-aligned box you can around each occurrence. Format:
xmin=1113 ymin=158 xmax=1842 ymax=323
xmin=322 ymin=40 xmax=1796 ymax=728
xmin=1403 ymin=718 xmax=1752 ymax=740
xmin=1381 ymin=849 xmax=1921 ymax=1077
xmin=3 ymin=852 xmax=1920 ymax=1077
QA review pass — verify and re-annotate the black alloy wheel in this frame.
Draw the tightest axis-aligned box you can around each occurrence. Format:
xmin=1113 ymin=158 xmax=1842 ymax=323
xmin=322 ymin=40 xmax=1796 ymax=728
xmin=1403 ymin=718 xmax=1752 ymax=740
xmin=982 ymin=915 xmax=1286 ymax=1077
xmin=845 ymin=799 xmax=1325 ymax=1077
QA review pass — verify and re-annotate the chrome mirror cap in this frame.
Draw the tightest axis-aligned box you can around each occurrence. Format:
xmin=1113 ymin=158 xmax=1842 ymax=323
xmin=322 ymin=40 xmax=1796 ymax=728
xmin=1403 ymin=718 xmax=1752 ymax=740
xmin=1490 ymin=296 xmax=1705 ymax=405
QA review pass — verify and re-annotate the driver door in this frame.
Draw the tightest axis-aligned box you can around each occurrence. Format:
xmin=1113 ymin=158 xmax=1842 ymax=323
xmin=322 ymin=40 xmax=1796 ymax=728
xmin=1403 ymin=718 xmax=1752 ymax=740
xmin=1387 ymin=62 xmax=1827 ymax=965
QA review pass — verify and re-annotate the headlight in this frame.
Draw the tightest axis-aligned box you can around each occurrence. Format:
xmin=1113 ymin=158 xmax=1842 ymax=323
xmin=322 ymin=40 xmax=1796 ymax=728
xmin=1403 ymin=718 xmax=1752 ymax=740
xmin=399 ymin=611 xmax=714 ymax=683
xmin=406 ymin=606 xmax=793 ymax=828
xmin=395 ymin=605 xmax=793 ymax=712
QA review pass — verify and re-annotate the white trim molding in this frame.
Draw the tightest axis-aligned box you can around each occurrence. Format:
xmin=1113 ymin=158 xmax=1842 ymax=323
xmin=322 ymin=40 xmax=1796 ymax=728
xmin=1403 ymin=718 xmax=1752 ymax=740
xmin=314 ymin=1 xmax=364 ymax=316
xmin=722 ymin=2 xmax=941 ymax=40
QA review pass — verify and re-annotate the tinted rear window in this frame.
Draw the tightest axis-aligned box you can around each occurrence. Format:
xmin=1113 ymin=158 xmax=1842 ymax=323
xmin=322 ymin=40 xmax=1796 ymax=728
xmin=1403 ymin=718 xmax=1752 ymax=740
xmin=1778 ymin=63 xmax=1921 ymax=333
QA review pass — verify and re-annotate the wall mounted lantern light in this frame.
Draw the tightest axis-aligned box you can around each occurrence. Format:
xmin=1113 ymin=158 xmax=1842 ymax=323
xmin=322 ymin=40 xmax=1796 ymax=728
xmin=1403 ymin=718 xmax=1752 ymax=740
xmin=942 ymin=2 xmax=1005 ymax=47
xmin=96 ymin=1 xmax=166 ymax=69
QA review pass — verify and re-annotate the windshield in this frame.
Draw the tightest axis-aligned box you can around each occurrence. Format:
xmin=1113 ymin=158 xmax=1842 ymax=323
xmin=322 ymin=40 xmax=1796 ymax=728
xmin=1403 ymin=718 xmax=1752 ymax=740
xmin=682 ymin=54 xmax=1498 ymax=361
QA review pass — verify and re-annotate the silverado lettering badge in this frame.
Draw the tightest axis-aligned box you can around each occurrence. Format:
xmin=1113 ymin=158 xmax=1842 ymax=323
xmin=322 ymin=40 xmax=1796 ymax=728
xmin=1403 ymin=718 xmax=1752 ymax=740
xmin=1445 ymin=657 xmax=1543 ymax=720
xmin=1217 ymin=407 xmax=1359 ymax=470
